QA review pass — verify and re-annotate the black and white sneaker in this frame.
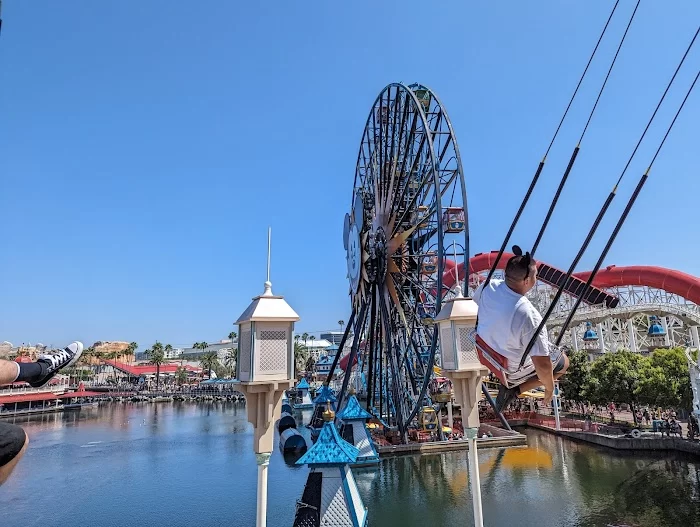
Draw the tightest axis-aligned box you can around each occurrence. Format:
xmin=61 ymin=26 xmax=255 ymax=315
xmin=495 ymin=384 xmax=519 ymax=414
xmin=28 ymin=342 xmax=84 ymax=388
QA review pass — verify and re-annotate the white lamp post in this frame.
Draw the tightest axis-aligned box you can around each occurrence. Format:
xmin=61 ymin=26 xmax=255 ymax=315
xmin=234 ymin=229 xmax=299 ymax=527
xmin=434 ymin=283 xmax=488 ymax=429
xmin=435 ymin=281 xmax=487 ymax=527
xmin=553 ymin=381 xmax=561 ymax=431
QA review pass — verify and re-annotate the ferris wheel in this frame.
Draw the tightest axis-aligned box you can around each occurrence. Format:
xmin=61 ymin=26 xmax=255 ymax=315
xmin=340 ymin=83 xmax=469 ymax=436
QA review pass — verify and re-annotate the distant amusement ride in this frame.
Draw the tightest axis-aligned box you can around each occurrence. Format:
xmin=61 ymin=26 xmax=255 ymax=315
xmin=308 ymin=4 xmax=700 ymax=447
xmin=330 ymin=74 xmax=700 ymax=438
xmin=340 ymin=83 xmax=469 ymax=436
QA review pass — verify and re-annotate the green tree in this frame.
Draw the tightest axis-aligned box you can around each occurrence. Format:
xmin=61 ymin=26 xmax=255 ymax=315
xmin=637 ymin=347 xmax=692 ymax=410
xmin=305 ymin=355 xmax=316 ymax=375
xmin=586 ymin=350 xmax=644 ymax=424
xmin=228 ymin=331 xmax=237 ymax=341
xmin=146 ymin=342 xmax=165 ymax=390
xmin=636 ymin=360 xmax=674 ymax=408
xmin=175 ymin=366 xmax=188 ymax=386
xmin=200 ymin=351 xmax=218 ymax=379
xmin=104 ymin=350 xmax=121 ymax=384
xmin=82 ymin=345 xmax=96 ymax=363
xmin=73 ymin=346 xmax=98 ymax=382
xmin=294 ymin=341 xmax=308 ymax=374
xmin=338 ymin=320 xmax=345 ymax=332
xmin=224 ymin=348 xmax=237 ymax=377
xmin=558 ymin=350 xmax=591 ymax=408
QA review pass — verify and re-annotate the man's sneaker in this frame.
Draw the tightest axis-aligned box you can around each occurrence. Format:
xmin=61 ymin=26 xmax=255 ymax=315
xmin=495 ymin=384 xmax=519 ymax=414
xmin=28 ymin=342 xmax=84 ymax=388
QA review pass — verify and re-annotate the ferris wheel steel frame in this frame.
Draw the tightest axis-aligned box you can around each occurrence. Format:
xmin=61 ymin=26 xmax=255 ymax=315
xmin=337 ymin=83 xmax=470 ymax=436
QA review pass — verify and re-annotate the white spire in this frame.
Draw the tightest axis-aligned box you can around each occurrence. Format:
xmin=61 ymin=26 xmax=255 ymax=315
xmin=235 ymin=226 xmax=299 ymax=324
xmin=263 ymin=227 xmax=273 ymax=296
xmin=453 ymin=242 xmax=464 ymax=298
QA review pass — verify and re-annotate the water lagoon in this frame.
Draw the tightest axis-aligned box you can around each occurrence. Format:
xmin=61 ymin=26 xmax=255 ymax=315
xmin=2 ymin=403 xmax=698 ymax=527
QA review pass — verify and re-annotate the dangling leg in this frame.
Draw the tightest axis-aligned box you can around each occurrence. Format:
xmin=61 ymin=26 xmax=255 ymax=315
xmin=512 ymin=353 xmax=570 ymax=405
xmin=0 ymin=342 xmax=84 ymax=388
xmin=495 ymin=353 xmax=569 ymax=413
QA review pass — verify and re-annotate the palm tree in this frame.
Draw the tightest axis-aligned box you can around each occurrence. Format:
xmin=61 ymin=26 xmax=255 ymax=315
xmin=146 ymin=341 xmax=165 ymax=390
xmin=228 ymin=331 xmax=237 ymax=341
xmin=224 ymin=349 xmax=237 ymax=377
xmin=73 ymin=346 xmax=97 ymax=382
xmin=82 ymin=345 xmax=96 ymax=362
xmin=302 ymin=333 xmax=309 ymax=354
xmin=309 ymin=336 xmax=316 ymax=360
xmin=119 ymin=342 xmax=138 ymax=365
xmin=338 ymin=320 xmax=345 ymax=333
xmin=305 ymin=355 xmax=316 ymax=375
xmin=164 ymin=344 xmax=173 ymax=358
xmin=175 ymin=366 xmax=188 ymax=386
xmin=105 ymin=350 xmax=120 ymax=384
xmin=200 ymin=351 xmax=218 ymax=379
xmin=294 ymin=341 xmax=308 ymax=375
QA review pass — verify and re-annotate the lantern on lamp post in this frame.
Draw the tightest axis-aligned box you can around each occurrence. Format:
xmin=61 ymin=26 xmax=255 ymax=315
xmin=434 ymin=283 xmax=488 ymax=429
xmin=234 ymin=229 xmax=299 ymax=527
xmin=434 ymin=282 xmax=486 ymax=527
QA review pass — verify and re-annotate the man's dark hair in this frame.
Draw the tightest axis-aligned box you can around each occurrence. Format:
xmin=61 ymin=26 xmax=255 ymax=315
xmin=505 ymin=245 xmax=536 ymax=281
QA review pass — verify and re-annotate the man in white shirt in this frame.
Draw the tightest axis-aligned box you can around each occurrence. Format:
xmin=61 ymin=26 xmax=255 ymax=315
xmin=474 ymin=247 xmax=568 ymax=412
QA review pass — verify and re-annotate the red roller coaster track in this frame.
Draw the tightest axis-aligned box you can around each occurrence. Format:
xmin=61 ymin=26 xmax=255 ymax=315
xmin=442 ymin=251 xmax=700 ymax=306
xmin=338 ymin=252 xmax=700 ymax=373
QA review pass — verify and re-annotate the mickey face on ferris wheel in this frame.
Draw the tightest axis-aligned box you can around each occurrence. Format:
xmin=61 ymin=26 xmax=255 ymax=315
xmin=343 ymin=190 xmax=365 ymax=296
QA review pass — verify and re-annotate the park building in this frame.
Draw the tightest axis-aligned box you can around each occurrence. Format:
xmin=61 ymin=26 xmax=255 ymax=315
xmin=314 ymin=345 xmax=339 ymax=380
xmin=296 ymin=337 xmax=333 ymax=361
xmin=164 ymin=347 xmax=184 ymax=359
xmin=136 ymin=339 xmax=237 ymax=361
xmin=320 ymin=331 xmax=347 ymax=346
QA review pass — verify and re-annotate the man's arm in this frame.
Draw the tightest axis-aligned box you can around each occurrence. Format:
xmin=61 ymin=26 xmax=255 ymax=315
xmin=518 ymin=304 xmax=555 ymax=403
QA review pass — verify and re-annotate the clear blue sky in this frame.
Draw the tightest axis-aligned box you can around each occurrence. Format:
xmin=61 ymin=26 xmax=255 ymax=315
xmin=2 ymin=1 xmax=699 ymax=349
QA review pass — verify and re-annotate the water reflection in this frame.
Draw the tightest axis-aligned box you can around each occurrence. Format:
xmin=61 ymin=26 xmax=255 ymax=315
xmin=2 ymin=405 xmax=698 ymax=527
xmin=577 ymin=457 xmax=700 ymax=527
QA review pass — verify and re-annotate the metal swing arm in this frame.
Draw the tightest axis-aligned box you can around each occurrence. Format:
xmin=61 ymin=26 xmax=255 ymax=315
xmin=524 ymin=27 xmax=700 ymax=364
xmin=554 ymin=28 xmax=700 ymax=342
xmin=482 ymin=0 xmax=623 ymax=286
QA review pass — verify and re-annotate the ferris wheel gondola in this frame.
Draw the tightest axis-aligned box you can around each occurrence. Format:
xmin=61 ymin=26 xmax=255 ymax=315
xmin=339 ymin=83 xmax=469 ymax=438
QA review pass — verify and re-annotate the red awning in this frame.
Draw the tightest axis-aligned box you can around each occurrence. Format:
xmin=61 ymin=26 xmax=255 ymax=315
xmin=102 ymin=360 xmax=202 ymax=376
xmin=0 ymin=392 xmax=59 ymax=404
xmin=55 ymin=391 xmax=103 ymax=398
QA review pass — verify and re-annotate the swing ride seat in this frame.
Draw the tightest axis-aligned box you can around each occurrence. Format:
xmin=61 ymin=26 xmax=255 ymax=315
xmin=474 ymin=333 xmax=563 ymax=390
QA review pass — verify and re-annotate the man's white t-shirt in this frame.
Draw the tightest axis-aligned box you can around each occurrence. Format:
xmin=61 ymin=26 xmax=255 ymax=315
xmin=473 ymin=279 xmax=550 ymax=370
